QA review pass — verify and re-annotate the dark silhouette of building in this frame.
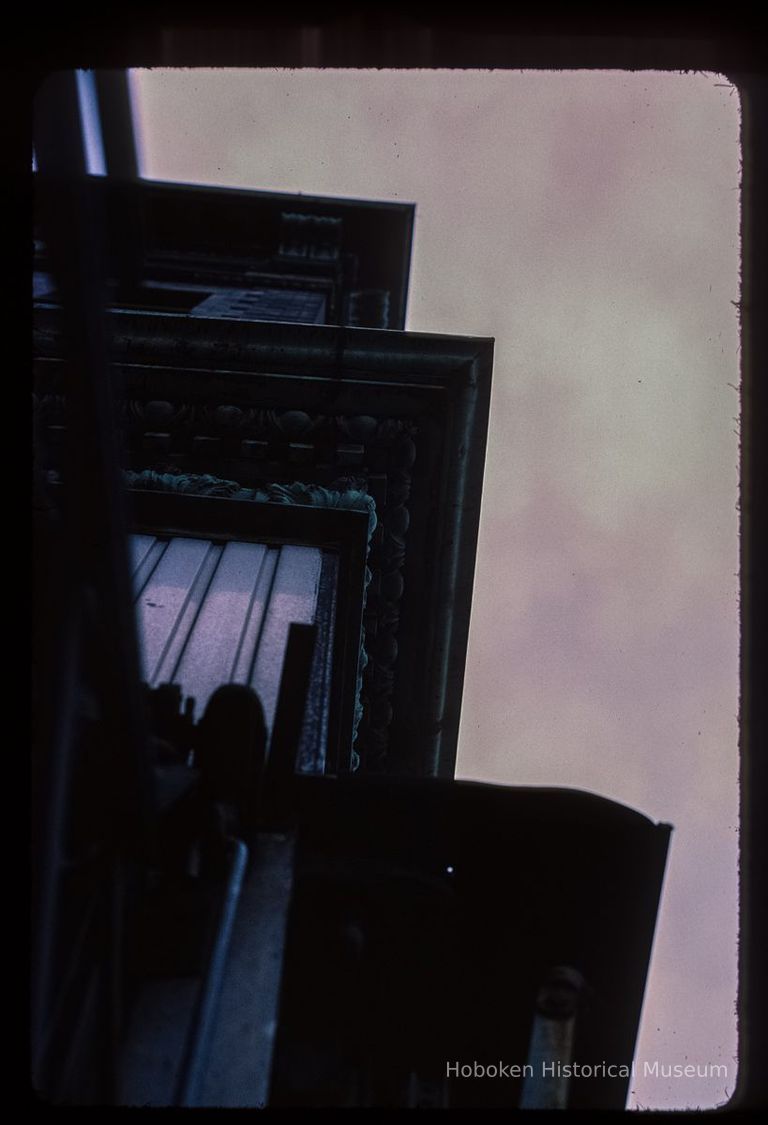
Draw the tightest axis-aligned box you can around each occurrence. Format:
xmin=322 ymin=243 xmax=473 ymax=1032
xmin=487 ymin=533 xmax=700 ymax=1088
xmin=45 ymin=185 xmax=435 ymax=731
xmin=34 ymin=174 xmax=415 ymax=330
xmin=32 ymin=69 xmax=672 ymax=1109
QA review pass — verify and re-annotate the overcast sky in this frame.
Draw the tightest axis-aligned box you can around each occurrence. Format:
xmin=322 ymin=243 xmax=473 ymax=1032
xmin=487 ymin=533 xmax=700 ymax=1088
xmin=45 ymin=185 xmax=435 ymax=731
xmin=128 ymin=68 xmax=741 ymax=1109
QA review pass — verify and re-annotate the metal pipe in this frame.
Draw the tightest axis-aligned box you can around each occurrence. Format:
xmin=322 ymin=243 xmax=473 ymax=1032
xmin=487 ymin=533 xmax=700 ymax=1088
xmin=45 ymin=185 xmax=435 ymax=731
xmin=93 ymin=70 xmax=139 ymax=179
xmin=520 ymin=966 xmax=586 ymax=1110
xmin=173 ymin=838 xmax=249 ymax=1107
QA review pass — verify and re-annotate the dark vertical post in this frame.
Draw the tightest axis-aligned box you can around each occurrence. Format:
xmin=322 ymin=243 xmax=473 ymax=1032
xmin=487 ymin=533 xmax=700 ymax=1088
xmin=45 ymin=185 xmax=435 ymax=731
xmin=33 ymin=71 xmax=87 ymax=177
xmin=93 ymin=70 xmax=144 ymax=300
xmin=34 ymin=69 xmax=152 ymax=842
xmin=33 ymin=67 xmax=154 ymax=1099
xmin=263 ymin=623 xmax=318 ymax=824
xmin=93 ymin=70 xmax=139 ymax=179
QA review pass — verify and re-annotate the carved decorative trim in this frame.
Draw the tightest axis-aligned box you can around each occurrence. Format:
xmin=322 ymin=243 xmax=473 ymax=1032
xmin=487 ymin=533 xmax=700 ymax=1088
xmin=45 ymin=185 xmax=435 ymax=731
xmin=124 ymin=469 xmax=240 ymax=497
xmin=35 ymin=308 xmax=493 ymax=779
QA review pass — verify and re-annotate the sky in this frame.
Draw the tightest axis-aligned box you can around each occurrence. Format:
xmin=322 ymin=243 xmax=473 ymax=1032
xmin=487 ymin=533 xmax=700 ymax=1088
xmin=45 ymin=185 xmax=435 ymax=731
xmin=127 ymin=68 xmax=741 ymax=1110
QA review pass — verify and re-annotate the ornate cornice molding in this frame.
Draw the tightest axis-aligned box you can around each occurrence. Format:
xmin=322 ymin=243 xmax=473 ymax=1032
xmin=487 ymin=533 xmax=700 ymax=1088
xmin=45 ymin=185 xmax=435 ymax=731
xmin=35 ymin=310 xmax=493 ymax=778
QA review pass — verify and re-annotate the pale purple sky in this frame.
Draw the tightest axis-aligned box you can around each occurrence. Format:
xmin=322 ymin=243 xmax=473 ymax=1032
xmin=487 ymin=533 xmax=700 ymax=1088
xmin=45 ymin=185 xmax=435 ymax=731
xmin=127 ymin=68 xmax=741 ymax=1110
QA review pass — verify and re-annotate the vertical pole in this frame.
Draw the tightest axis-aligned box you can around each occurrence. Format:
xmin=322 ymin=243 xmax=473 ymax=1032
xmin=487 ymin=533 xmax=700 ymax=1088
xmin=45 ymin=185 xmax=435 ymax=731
xmin=35 ymin=68 xmax=153 ymax=845
xmin=93 ymin=70 xmax=139 ymax=179
xmin=92 ymin=69 xmax=144 ymax=301
xmin=519 ymin=966 xmax=586 ymax=1110
xmin=33 ymin=67 xmax=153 ymax=1100
xmin=262 ymin=623 xmax=318 ymax=825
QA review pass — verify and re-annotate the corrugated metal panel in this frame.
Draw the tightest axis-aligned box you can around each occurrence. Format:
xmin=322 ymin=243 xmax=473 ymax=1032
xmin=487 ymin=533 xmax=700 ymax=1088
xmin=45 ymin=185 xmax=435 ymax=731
xmin=132 ymin=535 xmax=322 ymax=732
